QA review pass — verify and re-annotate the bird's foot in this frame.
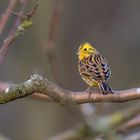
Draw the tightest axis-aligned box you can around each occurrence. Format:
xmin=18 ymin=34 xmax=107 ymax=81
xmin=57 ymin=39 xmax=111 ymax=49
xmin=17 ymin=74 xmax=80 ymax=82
xmin=109 ymin=90 xmax=114 ymax=94
xmin=85 ymin=87 xmax=92 ymax=99
xmin=85 ymin=87 xmax=92 ymax=93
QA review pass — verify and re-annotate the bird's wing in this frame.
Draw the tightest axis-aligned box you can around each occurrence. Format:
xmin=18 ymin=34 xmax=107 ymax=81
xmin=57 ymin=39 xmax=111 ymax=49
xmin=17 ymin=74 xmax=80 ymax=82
xmin=93 ymin=53 xmax=111 ymax=81
xmin=80 ymin=54 xmax=110 ymax=81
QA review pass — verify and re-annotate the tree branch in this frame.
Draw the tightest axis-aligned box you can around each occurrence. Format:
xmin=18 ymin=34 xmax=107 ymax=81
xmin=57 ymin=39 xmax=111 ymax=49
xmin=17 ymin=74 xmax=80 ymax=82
xmin=0 ymin=3 xmax=38 ymax=65
xmin=49 ymin=103 xmax=140 ymax=140
xmin=117 ymin=115 xmax=140 ymax=133
xmin=43 ymin=0 xmax=63 ymax=81
xmin=0 ymin=74 xmax=140 ymax=105
xmin=0 ymin=0 xmax=16 ymax=35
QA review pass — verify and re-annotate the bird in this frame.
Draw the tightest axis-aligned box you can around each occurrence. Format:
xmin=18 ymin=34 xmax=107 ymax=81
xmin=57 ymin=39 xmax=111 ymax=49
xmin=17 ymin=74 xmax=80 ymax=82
xmin=77 ymin=42 xmax=113 ymax=95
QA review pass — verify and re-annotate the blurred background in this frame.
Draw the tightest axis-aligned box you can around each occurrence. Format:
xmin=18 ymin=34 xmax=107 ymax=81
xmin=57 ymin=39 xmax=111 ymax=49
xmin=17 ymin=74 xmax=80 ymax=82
xmin=0 ymin=0 xmax=140 ymax=140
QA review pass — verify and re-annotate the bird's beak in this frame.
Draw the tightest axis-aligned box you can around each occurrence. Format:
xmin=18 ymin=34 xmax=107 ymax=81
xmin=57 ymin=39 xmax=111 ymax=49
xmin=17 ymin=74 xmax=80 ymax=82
xmin=76 ymin=52 xmax=80 ymax=55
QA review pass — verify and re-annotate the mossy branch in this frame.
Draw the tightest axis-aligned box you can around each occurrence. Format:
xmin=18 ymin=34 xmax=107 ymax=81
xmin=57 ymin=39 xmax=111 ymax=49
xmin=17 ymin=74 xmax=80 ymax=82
xmin=0 ymin=74 xmax=140 ymax=105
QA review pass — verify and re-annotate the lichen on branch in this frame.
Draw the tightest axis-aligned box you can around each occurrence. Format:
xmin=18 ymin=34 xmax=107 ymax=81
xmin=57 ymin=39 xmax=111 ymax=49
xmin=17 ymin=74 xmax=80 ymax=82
xmin=0 ymin=74 xmax=140 ymax=105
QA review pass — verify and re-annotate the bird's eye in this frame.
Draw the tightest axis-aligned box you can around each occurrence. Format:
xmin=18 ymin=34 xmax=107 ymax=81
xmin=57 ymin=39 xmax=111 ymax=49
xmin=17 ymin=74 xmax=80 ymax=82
xmin=84 ymin=48 xmax=87 ymax=51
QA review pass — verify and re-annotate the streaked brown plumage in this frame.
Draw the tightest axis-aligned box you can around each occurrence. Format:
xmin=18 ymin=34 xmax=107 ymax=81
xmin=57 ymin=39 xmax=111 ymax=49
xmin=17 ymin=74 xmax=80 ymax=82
xmin=77 ymin=42 xmax=113 ymax=95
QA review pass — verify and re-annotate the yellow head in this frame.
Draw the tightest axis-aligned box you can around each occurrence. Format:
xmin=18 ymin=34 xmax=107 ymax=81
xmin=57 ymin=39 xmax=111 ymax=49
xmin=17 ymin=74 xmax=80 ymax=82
xmin=77 ymin=42 xmax=96 ymax=60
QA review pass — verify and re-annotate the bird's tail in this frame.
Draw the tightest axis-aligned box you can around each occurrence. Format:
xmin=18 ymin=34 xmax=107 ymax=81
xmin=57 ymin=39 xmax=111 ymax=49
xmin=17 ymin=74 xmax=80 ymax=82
xmin=99 ymin=82 xmax=113 ymax=95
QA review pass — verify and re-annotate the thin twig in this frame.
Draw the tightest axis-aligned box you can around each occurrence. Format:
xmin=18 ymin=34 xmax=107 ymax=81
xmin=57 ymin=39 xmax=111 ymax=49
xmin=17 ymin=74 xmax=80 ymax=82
xmin=0 ymin=0 xmax=28 ymax=65
xmin=0 ymin=0 xmax=17 ymax=35
xmin=0 ymin=2 xmax=38 ymax=65
xmin=43 ymin=0 xmax=63 ymax=81
xmin=117 ymin=115 xmax=140 ymax=133
xmin=47 ymin=0 xmax=63 ymax=41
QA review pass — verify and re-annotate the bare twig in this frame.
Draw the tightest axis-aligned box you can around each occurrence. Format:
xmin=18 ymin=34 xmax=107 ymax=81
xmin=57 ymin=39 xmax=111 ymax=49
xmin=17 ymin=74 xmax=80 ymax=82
xmin=0 ymin=0 xmax=17 ymax=35
xmin=11 ymin=3 xmax=39 ymax=20
xmin=47 ymin=0 xmax=63 ymax=42
xmin=43 ymin=0 xmax=63 ymax=81
xmin=0 ymin=3 xmax=38 ymax=65
xmin=0 ymin=74 xmax=140 ymax=105
xmin=117 ymin=115 xmax=140 ymax=133
xmin=8 ymin=0 xmax=28 ymax=36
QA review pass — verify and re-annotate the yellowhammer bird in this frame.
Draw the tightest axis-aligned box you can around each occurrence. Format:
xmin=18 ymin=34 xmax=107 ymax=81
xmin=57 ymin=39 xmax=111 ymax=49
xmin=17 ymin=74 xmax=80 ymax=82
xmin=77 ymin=42 xmax=113 ymax=95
